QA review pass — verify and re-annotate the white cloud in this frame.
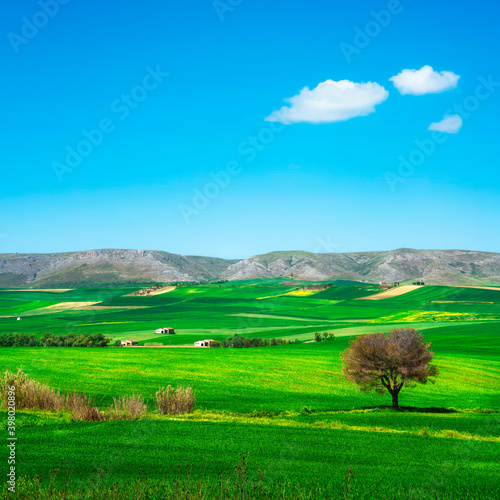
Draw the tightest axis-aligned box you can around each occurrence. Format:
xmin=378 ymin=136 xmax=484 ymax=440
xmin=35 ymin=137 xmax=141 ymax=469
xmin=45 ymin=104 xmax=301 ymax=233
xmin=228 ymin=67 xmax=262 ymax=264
xmin=428 ymin=114 xmax=463 ymax=134
xmin=265 ymin=79 xmax=389 ymax=124
xmin=390 ymin=65 xmax=460 ymax=95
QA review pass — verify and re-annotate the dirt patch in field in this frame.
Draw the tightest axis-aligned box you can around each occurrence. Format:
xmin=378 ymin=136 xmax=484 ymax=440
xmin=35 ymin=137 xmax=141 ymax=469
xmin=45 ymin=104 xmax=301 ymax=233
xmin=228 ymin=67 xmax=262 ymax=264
xmin=299 ymin=284 xmax=332 ymax=292
xmin=359 ymin=285 xmax=423 ymax=300
xmin=24 ymin=302 xmax=100 ymax=314
xmin=125 ymin=286 xmax=176 ymax=297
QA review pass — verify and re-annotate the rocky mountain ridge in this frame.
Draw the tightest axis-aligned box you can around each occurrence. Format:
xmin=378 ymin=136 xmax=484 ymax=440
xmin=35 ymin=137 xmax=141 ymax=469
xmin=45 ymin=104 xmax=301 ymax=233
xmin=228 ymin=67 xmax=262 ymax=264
xmin=1 ymin=248 xmax=499 ymax=287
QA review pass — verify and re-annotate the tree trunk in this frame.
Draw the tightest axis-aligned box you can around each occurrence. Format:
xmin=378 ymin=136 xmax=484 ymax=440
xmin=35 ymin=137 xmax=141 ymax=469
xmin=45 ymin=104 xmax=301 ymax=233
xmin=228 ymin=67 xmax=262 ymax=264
xmin=391 ymin=391 xmax=399 ymax=409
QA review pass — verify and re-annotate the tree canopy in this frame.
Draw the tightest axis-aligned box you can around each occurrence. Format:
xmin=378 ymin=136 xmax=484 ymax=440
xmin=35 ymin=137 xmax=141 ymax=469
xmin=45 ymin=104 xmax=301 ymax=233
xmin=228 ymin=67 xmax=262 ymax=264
xmin=341 ymin=328 xmax=439 ymax=408
xmin=0 ymin=332 xmax=111 ymax=347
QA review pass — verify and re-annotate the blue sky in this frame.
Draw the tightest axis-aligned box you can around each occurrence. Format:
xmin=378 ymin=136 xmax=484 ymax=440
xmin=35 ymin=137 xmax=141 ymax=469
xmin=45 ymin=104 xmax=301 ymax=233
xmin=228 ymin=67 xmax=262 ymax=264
xmin=1 ymin=0 xmax=499 ymax=258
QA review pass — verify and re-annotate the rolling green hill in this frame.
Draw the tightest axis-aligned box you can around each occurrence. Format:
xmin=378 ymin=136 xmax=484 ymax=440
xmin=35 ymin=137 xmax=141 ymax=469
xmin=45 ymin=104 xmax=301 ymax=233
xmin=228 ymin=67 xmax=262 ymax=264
xmin=1 ymin=283 xmax=499 ymax=346
xmin=0 ymin=282 xmax=499 ymax=499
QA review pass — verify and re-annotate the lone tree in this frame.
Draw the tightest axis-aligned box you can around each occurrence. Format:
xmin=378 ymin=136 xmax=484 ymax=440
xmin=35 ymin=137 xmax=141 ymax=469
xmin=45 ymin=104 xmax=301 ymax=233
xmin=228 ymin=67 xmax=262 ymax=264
xmin=341 ymin=328 xmax=439 ymax=409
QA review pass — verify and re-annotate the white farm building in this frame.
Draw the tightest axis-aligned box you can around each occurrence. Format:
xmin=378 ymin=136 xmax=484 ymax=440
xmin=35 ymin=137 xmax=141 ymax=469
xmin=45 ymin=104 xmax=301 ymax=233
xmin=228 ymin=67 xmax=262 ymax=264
xmin=194 ymin=339 xmax=216 ymax=347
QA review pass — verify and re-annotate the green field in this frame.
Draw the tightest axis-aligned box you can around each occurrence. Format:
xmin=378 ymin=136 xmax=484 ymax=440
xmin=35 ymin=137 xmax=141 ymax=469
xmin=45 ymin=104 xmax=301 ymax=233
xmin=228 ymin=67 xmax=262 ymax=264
xmin=0 ymin=282 xmax=499 ymax=499
xmin=2 ymin=282 xmax=499 ymax=345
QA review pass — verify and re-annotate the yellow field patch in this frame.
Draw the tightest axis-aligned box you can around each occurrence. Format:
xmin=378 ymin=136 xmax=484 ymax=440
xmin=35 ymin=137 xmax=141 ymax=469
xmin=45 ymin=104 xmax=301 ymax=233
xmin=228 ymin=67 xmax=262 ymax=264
xmin=463 ymin=285 xmax=500 ymax=291
xmin=359 ymin=285 xmax=423 ymax=300
xmin=284 ymin=290 xmax=318 ymax=297
xmin=431 ymin=300 xmax=494 ymax=305
xmin=26 ymin=302 xmax=100 ymax=314
xmin=74 ymin=321 xmax=134 ymax=326
xmin=371 ymin=311 xmax=485 ymax=323
xmin=171 ymin=411 xmax=500 ymax=443
xmin=15 ymin=301 xmax=146 ymax=315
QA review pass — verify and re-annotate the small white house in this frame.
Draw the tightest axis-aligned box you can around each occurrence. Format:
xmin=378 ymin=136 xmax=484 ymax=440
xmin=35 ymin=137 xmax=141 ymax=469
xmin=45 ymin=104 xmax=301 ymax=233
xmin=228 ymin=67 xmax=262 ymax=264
xmin=194 ymin=339 xmax=216 ymax=347
xmin=121 ymin=340 xmax=138 ymax=346
xmin=17 ymin=317 xmax=23 ymax=321
xmin=155 ymin=327 xmax=175 ymax=334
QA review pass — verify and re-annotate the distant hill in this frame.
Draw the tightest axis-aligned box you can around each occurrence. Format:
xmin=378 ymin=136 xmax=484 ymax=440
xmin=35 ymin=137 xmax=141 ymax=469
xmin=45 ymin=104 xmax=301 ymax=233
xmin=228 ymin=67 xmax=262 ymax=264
xmin=1 ymin=248 xmax=499 ymax=287
xmin=0 ymin=249 xmax=238 ymax=287
xmin=220 ymin=249 xmax=500 ymax=285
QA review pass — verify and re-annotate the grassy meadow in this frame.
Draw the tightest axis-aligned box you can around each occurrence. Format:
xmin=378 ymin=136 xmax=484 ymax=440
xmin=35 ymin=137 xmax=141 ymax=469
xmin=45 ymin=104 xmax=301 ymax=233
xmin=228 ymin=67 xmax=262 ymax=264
xmin=0 ymin=281 xmax=499 ymax=498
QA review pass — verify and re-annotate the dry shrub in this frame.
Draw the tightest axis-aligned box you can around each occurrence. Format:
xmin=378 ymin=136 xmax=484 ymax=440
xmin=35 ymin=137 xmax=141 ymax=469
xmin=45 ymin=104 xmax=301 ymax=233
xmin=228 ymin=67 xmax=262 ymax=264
xmin=110 ymin=394 xmax=148 ymax=420
xmin=156 ymin=385 xmax=196 ymax=415
xmin=1 ymin=369 xmax=65 ymax=411
xmin=1 ymin=369 xmax=198 ymax=422
xmin=66 ymin=391 xmax=104 ymax=421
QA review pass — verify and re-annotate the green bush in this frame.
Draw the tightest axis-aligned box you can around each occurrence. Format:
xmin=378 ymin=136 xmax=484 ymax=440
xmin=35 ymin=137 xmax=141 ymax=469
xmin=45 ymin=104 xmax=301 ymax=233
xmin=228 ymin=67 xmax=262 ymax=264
xmin=0 ymin=332 xmax=112 ymax=347
xmin=0 ymin=333 xmax=40 ymax=347
xmin=214 ymin=335 xmax=300 ymax=348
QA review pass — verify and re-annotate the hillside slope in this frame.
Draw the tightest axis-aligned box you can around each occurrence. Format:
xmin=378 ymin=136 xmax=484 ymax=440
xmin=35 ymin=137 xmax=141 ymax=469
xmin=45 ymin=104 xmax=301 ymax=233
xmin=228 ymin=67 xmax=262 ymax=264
xmin=0 ymin=249 xmax=238 ymax=287
xmin=1 ymin=248 xmax=499 ymax=287
xmin=222 ymin=248 xmax=500 ymax=285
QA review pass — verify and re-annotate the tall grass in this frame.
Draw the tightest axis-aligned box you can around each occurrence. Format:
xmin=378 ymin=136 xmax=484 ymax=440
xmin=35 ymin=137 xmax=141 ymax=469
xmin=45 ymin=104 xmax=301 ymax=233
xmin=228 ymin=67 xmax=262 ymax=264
xmin=3 ymin=456 xmax=358 ymax=499
xmin=156 ymin=385 xmax=196 ymax=415
xmin=0 ymin=369 xmax=65 ymax=411
xmin=111 ymin=394 xmax=148 ymax=420
xmin=66 ymin=391 xmax=105 ymax=422
xmin=0 ymin=369 xmax=195 ymax=421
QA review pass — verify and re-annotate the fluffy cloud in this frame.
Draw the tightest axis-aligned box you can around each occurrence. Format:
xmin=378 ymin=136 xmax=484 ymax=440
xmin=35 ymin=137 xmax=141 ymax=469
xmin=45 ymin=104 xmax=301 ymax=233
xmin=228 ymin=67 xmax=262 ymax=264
xmin=265 ymin=79 xmax=389 ymax=124
xmin=390 ymin=65 xmax=460 ymax=95
xmin=428 ymin=114 xmax=463 ymax=134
